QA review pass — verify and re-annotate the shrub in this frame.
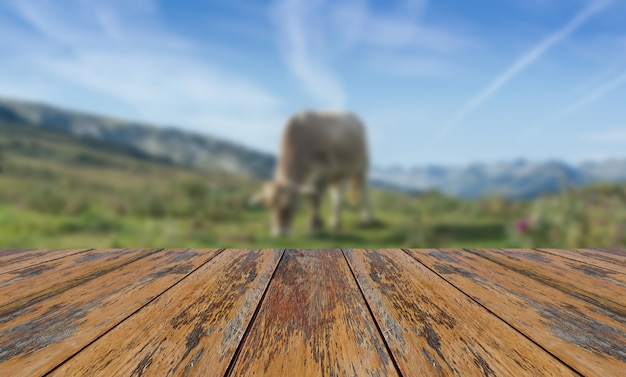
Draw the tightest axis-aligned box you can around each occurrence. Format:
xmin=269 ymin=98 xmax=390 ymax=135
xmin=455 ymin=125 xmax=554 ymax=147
xmin=26 ymin=188 xmax=67 ymax=214
xmin=512 ymin=185 xmax=626 ymax=248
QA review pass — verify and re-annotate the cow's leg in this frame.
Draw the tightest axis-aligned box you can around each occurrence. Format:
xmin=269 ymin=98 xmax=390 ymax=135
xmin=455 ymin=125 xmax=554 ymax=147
xmin=307 ymin=187 xmax=325 ymax=233
xmin=308 ymin=192 xmax=324 ymax=232
xmin=329 ymin=183 xmax=343 ymax=231
xmin=356 ymin=172 xmax=373 ymax=224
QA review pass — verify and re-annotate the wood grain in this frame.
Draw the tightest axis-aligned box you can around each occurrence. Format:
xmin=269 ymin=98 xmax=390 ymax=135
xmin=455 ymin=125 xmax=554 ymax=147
xmin=0 ymin=248 xmax=222 ymax=377
xmin=345 ymin=248 xmax=578 ymax=377
xmin=593 ymin=248 xmax=626 ymax=258
xmin=0 ymin=248 xmax=159 ymax=318
xmin=406 ymin=248 xmax=626 ymax=377
xmin=49 ymin=249 xmax=283 ymax=377
xmin=0 ymin=248 xmax=90 ymax=275
xmin=1 ymin=248 xmax=623 ymax=376
xmin=0 ymin=248 xmax=35 ymax=265
xmin=466 ymin=248 xmax=626 ymax=315
xmin=229 ymin=249 xmax=399 ymax=377
xmin=537 ymin=248 xmax=626 ymax=274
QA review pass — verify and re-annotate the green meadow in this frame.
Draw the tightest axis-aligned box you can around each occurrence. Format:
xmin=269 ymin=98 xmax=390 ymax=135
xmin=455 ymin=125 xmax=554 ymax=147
xmin=1 ymin=120 xmax=625 ymax=249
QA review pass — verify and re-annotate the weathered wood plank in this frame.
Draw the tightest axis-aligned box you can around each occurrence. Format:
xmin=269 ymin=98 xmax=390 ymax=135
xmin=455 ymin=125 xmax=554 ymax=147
xmin=407 ymin=248 xmax=626 ymax=377
xmin=0 ymin=248 xmax=222 ymax=377
xmin=0 ymin=248 xmax=91 ymax=275
xmin=345 ymin=248 xmax=578 ymax=377
xmin=466 ymin=248 xmax=626 ymax=315
xmin=0 ymin=248 xmax=37 ymax=266
xmin=0 ymin=248 xmax=32 ymax=260
xmin=537 ymin=248 xmax=626 ymax=274
xmin=593 ymin=248 xmax=626 ymax=258
xmin=0 ymin=248 xmax=160 ymax=318
xmin=48 ymin=249 xmax=283 ymax=377
xmin=229 ymin=249 xmax=398 ymax=377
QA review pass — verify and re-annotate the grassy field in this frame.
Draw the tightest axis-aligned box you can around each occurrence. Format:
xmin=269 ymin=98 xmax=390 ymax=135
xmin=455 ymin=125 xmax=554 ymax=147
xmin=1 ymin=120 xmax=625 ymax=249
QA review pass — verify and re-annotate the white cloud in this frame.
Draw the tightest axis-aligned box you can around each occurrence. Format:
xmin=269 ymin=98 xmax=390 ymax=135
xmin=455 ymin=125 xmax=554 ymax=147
xmin=31 ymin=50 xmax=279 ymax=115
xmin=566 ymin=71 xmax=626 ymax=113
xmin=331 ymin=0 xmax=469 ymax=52
xmin=272 ymin=0 xmax=348 ymax=108
xmin=0 ymin=0 xmax=284 ymax=149
xmin=360 ymin=19 xmax=470 ymax=52
xmin=523 ymin=70 xmax=626 ymax=139
xmin=8 ymin=0 xmax=167 ymax=47
xmin=327 ymin=0 xmax=368 ymax=53
xmin=512 ymin=0 xmax=571 ymax=14
xmin=579 ymin=128 xmax=626 ymax=143
xmin=271 ymin=0 xmax=472 ymax=107
xmin=567 ymin=62 xmax=625 ymax=98
xmin=367 ymin=54 xmax=455 ymax=77
xmin=432 ymin=0 xmax=614 ymax=144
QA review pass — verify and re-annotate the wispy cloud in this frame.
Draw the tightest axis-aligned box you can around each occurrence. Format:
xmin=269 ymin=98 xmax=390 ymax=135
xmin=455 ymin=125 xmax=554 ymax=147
xmin=367 ymin=54 xmax=455 ymax=78
xmin=8 ymin=0 xmax=167 ymax=47
xmin=0 ymin=0 xmax=283 ymax=149
xmin=272 ymin=0 xmax=347 ymax=108
xmin=567 ymin=62 xmax=625 ymax=98
xmin=523 ymin=70 xmax=626 ymax=139
xmin=429 ymin=0 xmax=614 ymax=146
xmin=566 ymin=71 xmax=626 ymax=113
xmin=271 ymin=0 xmax=472 ymax=107
xmin=578 ymin=128 xmax=626 ymax=144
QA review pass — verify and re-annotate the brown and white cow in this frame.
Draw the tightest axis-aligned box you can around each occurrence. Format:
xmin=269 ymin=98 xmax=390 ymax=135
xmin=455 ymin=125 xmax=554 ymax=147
xmin=251 ymin=110 xmax=373 ymax=236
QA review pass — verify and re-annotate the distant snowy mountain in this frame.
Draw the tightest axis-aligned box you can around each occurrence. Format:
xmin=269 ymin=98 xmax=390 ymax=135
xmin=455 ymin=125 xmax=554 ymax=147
xmin=371 ymin=158 xmax=626 ymax=199
xmin=3 ymin=96 xmax=624 ymax=199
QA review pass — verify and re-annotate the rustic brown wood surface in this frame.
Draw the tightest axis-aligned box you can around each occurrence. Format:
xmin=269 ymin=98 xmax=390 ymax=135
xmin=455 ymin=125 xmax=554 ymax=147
xmin=0 ymin=248 xmax=89 ymax=275
xmin=0 ymin=248 xmax=222 ymax=377
xmin=406 ymin=248 xmax=626 ymax=377
xmin=466 ymin=248 xmax=626 ymax=314
xmin=229 ymin=249 xmax=398 ymax=376
xmin=49 ymin=248 xmax=283 ymax=377
xmin=0 ymin=248 xmax=35 ymax=265
xmin=345 ymin=249 xmax=578 ymax=377
xmin=537 ymin=248 xmax=626 ymax=274
xmin=0 ymin=248 xmax=624 ymax=377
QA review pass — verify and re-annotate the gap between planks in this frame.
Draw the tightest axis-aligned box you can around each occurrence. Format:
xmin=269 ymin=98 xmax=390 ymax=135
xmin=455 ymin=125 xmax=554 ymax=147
xmin=226 ymin=249 xmax=399 ymax=376
xmin=407 ymin=248 xmax=626 ymax=376
xmin=6 ymin=249 xmax=618 ymax=376
xmin=47 ymin=249 xmax=283 ymax=376
xmin=223 ymin=249 xmax=287 ymax=377
xmin=341 ymin=248 xmax=404 ymax=377
xmin=44 ymin=248 xmax=226 ymax=376
xmin=345 ymin=249 xmax=579 ymax=376
xmin=0 ymin=248 xmax=93 ymax=275
xmin=465 ymin=248 xmax=626 ymax=315
xmin=533 ymin=248 xmax=626 ymax=275
xmin=402 ymin=248 xmax=581 ymax=376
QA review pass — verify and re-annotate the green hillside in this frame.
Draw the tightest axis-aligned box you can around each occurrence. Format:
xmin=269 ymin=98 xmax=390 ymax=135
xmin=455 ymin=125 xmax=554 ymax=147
xmin=0 ymin=97 xmax=276 ymax=178
xmin=1 ymin=119 xmax=625 ymax=249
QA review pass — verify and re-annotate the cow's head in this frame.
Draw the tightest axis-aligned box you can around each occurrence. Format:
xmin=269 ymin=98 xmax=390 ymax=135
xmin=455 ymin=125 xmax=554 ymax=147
xmin=250 ymin=181 xmax=299 ymax=237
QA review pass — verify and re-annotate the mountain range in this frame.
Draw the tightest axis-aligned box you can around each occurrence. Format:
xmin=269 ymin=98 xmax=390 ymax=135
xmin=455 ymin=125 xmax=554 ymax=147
xmin=371 ymin=158 xmax=626 ymax=199
xmin=1 ymin=97 xmax=625 ymax=199
xmin=0 ymin=97 xmax=276 ymax=178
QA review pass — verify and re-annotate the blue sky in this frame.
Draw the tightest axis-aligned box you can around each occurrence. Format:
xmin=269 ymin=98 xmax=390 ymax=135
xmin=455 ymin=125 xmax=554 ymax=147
xmin=0 ymin=0 xmax=625 ymax=167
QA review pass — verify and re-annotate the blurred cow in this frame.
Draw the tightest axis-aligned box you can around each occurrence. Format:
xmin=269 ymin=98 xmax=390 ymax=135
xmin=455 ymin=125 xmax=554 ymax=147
xmin=251 ymin=111 xmax=372 ymax=236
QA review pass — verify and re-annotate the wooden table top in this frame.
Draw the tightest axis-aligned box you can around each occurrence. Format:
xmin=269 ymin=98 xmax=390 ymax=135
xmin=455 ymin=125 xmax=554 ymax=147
xmin=0 ymin=248 xmax=624 ymax=377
